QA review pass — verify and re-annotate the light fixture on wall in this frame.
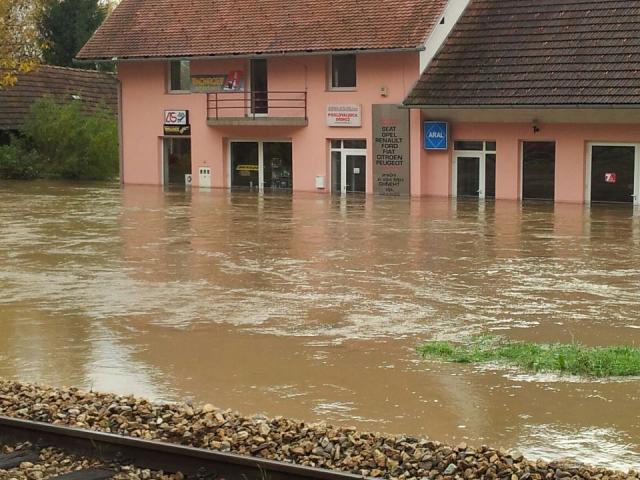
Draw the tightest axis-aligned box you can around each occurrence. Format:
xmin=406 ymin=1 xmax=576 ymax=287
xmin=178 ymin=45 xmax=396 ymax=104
xmin=532 ymin=119 xmax=540 ymax=134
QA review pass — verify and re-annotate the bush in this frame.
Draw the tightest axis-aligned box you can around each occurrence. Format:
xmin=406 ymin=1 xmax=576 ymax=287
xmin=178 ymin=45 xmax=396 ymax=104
xmin=0 ymin=141 xmax=43 ymax=180
xmin=20 ymin=97 xmax=118 ymax=180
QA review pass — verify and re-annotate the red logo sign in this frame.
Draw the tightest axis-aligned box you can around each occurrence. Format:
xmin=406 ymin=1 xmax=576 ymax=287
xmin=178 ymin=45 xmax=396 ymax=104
xmin=605 ymin=173 xmax=617 ymax=184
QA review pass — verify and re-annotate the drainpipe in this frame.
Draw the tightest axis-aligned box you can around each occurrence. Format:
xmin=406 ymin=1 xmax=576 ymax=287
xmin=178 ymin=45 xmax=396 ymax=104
xmin=116 ymin=67 xmax=124 ymax=186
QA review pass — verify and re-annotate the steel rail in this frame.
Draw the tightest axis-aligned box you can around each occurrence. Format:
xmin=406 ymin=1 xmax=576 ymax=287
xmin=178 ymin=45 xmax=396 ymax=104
xmin=0 ymin=416 xmax=366 ymax=480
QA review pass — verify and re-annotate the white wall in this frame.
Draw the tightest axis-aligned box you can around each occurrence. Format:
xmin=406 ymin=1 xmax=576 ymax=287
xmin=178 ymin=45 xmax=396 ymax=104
xmin=420 ymin=0 xmax=472 ymax=73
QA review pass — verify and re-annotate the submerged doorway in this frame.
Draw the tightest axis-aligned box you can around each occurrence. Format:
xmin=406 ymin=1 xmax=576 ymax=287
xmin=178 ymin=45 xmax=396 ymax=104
xmin=163 ymin=137 xmax=192 ymax=185
xmin=587 ymin=143 xmax=639 ymax=205
xmin=330 ymin=139 xmax=367 ymax=194
xmin=522 ymin=141 xmax=555 ymax=200
xmin=452 ymin=141 xmax=496 ymax=199
xmin=230 ymin=140 xmax=292 ymax=190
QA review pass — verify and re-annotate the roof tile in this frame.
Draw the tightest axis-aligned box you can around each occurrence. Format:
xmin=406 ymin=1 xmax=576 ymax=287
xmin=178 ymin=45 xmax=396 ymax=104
xmin=77 ymin=0 xmax=447 ymax=60
xmin=404 ymin=0 xmax=640 ymax=107
xmin=0 ymin=65 xmax=118 ymax=131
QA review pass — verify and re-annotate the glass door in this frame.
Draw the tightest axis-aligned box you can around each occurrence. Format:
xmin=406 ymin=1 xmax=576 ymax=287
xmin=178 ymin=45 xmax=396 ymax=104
xmin=231 ymin=141 xmax=293 ymax=190
xmin=263 ymin=142 xmax=293 ymax=190
xmin=250 ymin=59 xmax=268 ymax=115
xmin=330 ymin=140 xmax=367 ymax=194
xmin=231 ymin=142 xmax=259 ymax=188
xmin=346 ymin=155 xmax=366 ymax=193
xmin=456 ymin=156 xmax=480 ymax=197
xmin=589 ymin=145 xmax=636 ymax=204
xmin=163 ymin=137 xmax=192 ymax=185
xmin=452 ymin=141 xmax=496 ymax=199
xmin=485 ymin=153 xmax=496 ymax=198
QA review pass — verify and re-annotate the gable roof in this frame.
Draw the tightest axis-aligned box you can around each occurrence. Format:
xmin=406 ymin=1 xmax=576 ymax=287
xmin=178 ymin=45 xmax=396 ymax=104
xmin=0 ymin=65 xmax=118 ymax=131
xmin=77 ymin=0 xmax=448 ymax=61
xmin=404 ymin=0 xmax=640 ymax=108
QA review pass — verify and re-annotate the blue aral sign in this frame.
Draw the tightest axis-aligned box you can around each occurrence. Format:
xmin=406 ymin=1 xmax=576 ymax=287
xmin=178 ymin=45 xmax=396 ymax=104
xmin=424 ymin=121 xmax=449 ymax=150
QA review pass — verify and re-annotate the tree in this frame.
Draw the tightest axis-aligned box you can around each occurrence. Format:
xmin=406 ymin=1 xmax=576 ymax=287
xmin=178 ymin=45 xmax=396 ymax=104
xmin=39 ymin=0 xmax=107 ymax=68
xmin=0 ymin=0 xmax=42 ymax=87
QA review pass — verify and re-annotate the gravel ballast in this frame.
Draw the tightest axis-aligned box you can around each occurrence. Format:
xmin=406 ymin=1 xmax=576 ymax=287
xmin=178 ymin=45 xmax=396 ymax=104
xmin=0 ymin=381 xmax=636 ymax=480
xmin=0 ymin=442 xmax=185 ymax=480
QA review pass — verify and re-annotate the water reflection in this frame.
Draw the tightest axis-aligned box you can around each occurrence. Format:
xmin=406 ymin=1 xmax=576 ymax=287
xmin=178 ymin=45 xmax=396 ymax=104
xmin=0 ymin=181 xmax=639 ymax=470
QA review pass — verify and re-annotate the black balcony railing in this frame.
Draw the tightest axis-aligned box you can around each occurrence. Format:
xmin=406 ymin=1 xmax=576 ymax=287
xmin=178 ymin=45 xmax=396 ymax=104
xmin=206 ymin=91 xmax=307 ymax=121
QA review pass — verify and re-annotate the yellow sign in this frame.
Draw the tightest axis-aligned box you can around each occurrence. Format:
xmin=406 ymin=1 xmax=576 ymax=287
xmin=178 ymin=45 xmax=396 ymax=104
xmin=236 ymin=164 xmax=259 ymax=172
xmin=190 ymin=75 xmax=226 ymax=92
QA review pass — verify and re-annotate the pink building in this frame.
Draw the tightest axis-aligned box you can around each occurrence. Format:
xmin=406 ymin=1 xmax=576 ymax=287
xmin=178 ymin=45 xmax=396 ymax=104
xmin=404 ymin=0 xmax=640 ymax=206
xmin=77 ymin=0 xmax=469 ymax=195
xmin=78 ymin=0 xmax=640 ymax=205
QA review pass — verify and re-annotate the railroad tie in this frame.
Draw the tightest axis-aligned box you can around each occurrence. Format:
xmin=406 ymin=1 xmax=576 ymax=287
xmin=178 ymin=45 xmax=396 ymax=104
xmin=0 ymin=449 xmax=41 ymax=469
xmin=49 ymin=469 xmax=116 ymax=480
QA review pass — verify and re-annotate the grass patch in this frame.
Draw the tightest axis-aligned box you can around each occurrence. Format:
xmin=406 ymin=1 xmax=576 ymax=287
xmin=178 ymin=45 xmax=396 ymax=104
xmin=417 ymin=335 xmax=640 ymax=378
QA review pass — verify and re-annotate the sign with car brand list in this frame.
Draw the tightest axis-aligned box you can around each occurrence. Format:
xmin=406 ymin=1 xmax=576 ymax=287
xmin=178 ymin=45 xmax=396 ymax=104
xmin=372 ymin=104 xmax=410 ymax=196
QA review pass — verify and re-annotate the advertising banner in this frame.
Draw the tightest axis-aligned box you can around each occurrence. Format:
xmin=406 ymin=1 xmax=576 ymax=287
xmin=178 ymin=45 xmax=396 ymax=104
xmin=327 ymin=104 xmax=362 ymax=127
xmin=190 ymin=71 xmax=245 ymax=92
xmin=163 ymin=124 xmax=191 ymax=136
xmin=372 ymin=104 xmax=410 ymax=196
xmin=223 ymin=70 xmax=244 ymax=92
xmin=190 ymin=75 xmax=227 ymax=92
xmin=164 ymin=110 xmax=189 ymax=126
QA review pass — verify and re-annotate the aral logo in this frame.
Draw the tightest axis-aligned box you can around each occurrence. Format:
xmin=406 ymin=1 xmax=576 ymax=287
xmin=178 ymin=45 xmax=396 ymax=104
xmin=424 ymin=121 xmax=448 ymax=150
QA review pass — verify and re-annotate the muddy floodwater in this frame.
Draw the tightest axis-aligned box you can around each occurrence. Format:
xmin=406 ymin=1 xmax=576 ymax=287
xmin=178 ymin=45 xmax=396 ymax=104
xmin=1 ymin=181 xmax=639 ymax=470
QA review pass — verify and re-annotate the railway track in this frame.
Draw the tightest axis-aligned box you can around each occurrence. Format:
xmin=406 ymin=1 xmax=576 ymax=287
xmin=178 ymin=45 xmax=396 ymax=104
xmin=0 ymin=416 xmax=366 ymax=480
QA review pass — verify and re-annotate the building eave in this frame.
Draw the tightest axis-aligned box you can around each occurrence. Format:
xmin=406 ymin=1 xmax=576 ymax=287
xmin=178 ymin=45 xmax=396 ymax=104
xmin=75 ymin=46 xmax=425 ymax=64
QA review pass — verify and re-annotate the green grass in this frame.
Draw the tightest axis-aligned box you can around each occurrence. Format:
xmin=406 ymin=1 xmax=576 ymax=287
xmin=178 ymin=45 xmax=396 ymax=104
xmin=417 ymin=335 xmax=640 ymax=378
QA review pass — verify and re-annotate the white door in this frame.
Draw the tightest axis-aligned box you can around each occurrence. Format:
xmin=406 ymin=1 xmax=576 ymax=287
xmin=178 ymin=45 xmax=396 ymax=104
xmin=452 ymin=151 xmax=496 ymax=199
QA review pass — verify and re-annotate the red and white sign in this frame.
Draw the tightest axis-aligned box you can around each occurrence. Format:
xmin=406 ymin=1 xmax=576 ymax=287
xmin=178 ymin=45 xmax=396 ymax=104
xmin=605 ymin=172 xmax=617 ymax=184
xmin=326 ymin=104 xmax=362 ymax=127
xmin=223 ymin=70 xmax=244 ymax=92
xmin=164 ymin=110 xmax=189 ymax=126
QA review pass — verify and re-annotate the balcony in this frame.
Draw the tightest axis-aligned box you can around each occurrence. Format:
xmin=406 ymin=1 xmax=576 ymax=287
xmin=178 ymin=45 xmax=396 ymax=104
xmin=206 ymin=91 xmax=308 ymax=127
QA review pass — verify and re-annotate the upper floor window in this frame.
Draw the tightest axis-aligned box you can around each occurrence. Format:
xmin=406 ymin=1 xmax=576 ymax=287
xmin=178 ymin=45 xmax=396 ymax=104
xmin=169 ymin=60 xmax=191 ymax=92
xmin=330 ymin=54 xmax=356 ymax=89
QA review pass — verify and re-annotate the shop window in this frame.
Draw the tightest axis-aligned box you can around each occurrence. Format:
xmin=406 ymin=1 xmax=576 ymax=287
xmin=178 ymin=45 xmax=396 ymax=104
xmin=330 ymin=54 xmax=356 ymax=89
xmin=454 ymin=140 xmax=484 ymax=151
xmin=169 ymin=60 xmax=191 ymax=92
xmin=343 ymin=139 xmax=367 ymax=149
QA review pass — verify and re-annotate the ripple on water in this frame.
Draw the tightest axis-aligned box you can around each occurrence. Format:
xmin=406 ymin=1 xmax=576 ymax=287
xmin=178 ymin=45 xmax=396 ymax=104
xmin=519 ymin=424 xmax=640 ymax=472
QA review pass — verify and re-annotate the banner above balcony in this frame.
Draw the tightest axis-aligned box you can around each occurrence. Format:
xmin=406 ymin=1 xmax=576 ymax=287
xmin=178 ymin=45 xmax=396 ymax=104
xmin=191 ymin=71 xmax=245 ymax=93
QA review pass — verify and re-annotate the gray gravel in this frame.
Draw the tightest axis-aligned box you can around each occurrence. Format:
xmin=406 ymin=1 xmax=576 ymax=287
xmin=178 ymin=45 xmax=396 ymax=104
xmin=0 ymin=442 xmax=182 ymax=480
xmin=0 ymin=381 xmax=636 ymax=480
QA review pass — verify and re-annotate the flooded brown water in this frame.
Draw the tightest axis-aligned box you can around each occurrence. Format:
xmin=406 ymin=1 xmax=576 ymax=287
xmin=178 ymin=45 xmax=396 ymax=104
xmin=1 ymin=181 xmax=639 ymax=470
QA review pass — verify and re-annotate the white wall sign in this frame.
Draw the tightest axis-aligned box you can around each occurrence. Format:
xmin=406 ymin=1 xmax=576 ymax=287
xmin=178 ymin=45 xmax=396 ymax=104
xmin=164 ymin=110 xmax=189 ymax=126
xmin=327 ymin=104 xmax=362 ymax=127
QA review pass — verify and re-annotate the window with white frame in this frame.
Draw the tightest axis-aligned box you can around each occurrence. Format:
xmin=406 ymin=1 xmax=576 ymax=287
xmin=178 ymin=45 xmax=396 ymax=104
xmin=330 ymin=54 xmax=356 ymax=89
xmin=168 ymin=60 xmax=191 ymax=92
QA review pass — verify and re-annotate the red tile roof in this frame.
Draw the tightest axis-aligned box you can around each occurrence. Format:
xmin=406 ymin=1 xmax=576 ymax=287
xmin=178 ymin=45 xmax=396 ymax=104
xmin=0 ymin=65 xmax=118 ymax=131
xmin=77 ymin=0 xmax=448 ymax=60
xmin=405 ymin=0 xmax=640 ymax=107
